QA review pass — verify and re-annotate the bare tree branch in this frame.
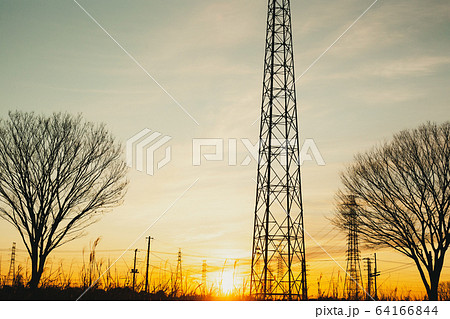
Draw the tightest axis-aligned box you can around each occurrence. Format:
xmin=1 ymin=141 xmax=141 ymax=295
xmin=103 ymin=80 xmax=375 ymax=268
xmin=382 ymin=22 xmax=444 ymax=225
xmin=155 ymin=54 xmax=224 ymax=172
xmin=332 ymin=122 xmax=450 ymax=300
xmin=0 ymin=111 xmax=128 ymax=288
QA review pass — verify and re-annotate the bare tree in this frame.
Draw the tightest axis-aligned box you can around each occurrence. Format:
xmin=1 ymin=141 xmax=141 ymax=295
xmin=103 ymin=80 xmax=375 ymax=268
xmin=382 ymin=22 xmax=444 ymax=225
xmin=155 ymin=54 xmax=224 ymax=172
xmin=333 ymin=122 xmax=450 ymax=300
xmin=0 ymin=111 xmax=128 ymax=288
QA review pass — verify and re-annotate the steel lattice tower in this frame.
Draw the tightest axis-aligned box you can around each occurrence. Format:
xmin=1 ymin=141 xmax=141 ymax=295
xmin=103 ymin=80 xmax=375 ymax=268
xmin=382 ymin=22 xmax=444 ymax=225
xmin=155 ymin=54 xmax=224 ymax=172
xmin=202 ymin=260 xmax=207 ymax=295
xmin=343 ymin=196 xmax=363 ymax=300
xmin=6 ymin=242 xmax=16 ymax=286
xmin=175 ymin=248 xmax=183 ymax=294
xmin=251 ymin=0 xmax=307 ymax=300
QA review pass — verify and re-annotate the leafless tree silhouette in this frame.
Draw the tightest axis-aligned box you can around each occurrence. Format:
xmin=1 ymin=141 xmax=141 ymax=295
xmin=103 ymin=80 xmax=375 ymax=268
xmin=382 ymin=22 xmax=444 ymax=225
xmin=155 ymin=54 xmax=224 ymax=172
xmin=333 ymin=122 xmax=450 ymax=300
xmin=0 ymin=112 xmax=128 ymax=288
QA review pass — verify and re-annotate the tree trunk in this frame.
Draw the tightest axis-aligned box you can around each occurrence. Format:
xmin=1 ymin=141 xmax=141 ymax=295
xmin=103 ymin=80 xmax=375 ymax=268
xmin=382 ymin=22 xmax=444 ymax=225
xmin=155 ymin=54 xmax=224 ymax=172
xmin=428 ymin=275 xmax=439 ymax=301
xmin=29 ymin=259 xmax=41 ymax=289
xmin=428 ymin=257 xmax=445 ymax=301
xmin=28 ymin=253 xmax=45 ymax=289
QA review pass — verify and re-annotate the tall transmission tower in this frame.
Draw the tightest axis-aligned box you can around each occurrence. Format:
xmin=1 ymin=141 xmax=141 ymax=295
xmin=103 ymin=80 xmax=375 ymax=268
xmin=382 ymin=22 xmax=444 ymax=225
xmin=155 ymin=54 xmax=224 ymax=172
xmin=6 ymin=242 xmax=16 ymax=286
xmin=343 ymin=196 xmax=363 ymax=300
xmin=251 ymin=0 xmax=307 ymax=300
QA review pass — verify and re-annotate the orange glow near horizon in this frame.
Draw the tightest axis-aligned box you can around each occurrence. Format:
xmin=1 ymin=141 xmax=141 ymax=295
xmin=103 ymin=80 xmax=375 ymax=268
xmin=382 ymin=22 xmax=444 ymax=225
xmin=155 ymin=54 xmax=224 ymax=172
xmin=2 ymin=243 xmax=448 ymax=300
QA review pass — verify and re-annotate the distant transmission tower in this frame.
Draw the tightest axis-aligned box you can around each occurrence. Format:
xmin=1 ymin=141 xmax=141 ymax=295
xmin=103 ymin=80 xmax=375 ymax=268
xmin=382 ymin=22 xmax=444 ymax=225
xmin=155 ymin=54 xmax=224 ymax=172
xmin=343 ymin=196 xmax=363 ymax=300
xmin=251 ymin=0 xmax=307 ymax=300
xmin=6 ymin=242 xmax=16 ymax=286
xmin=202 ymin=260 xmax=207 ymax=295
xmin=176 ymin=249 xmax=183 ymax=294
xmin=276 ymin=255 xmax=283 ymax=281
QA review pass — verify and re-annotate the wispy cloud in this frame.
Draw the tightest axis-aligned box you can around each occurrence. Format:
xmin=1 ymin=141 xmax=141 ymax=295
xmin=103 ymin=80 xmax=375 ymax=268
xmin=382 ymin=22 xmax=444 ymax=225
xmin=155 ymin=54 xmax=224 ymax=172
xmin=301 ymin=55 xmax=450 ymax=82
xmin=365 ymin=56 xmax=450 ymax=78
xmin=350 ymin=87 xmax=427 ymax=104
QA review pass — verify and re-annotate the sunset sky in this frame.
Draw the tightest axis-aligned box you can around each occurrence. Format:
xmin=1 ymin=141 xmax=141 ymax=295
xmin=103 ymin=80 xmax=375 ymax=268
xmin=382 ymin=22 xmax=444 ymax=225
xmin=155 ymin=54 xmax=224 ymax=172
xmin=0 ymin=0 xmax=449 ymax=297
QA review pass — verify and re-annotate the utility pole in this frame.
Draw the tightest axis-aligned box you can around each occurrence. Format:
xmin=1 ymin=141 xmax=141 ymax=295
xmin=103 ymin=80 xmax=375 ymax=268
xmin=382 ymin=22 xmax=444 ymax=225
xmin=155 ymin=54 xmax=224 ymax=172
xmin=373 ymin=253 xmax=380 ymax=300
xmin=6 ymin=242 xmax=16 ymax=286
xmin=364 ymin=257 xmax=372 ymax=300
xmin=144 ymin=236 xmax=154 ymax=293
xmin=131 ymin=249 xmax=139 ymax=291
xmin=363 ymin=254 xmax=380 ymax=300
xmin=250 ymin=0 xmax=307 ymax=301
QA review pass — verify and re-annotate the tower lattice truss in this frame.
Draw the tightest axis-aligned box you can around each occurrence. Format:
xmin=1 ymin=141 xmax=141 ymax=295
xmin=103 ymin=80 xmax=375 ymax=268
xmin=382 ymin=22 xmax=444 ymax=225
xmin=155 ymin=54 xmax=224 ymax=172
xmin=343 ymin=196 xmax=363 ymax=300
xmin=251 ymin=0 xmax=307 ymax=300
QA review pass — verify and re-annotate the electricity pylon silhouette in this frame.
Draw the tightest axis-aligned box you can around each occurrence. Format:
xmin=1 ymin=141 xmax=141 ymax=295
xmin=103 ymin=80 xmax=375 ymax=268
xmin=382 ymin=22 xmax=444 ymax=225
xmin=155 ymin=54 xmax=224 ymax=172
xmin=6 ymin=242 xmax=16 ymax=286
xmin=343 ymin=196 xmax=363 ymax=300
xmin=251 ymin=0 xmax=307 ymax=300
xmin=175 ymin=249 xmax=182 ymax=295
xmin=202 ymin=260 xmax=207 ymax=295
